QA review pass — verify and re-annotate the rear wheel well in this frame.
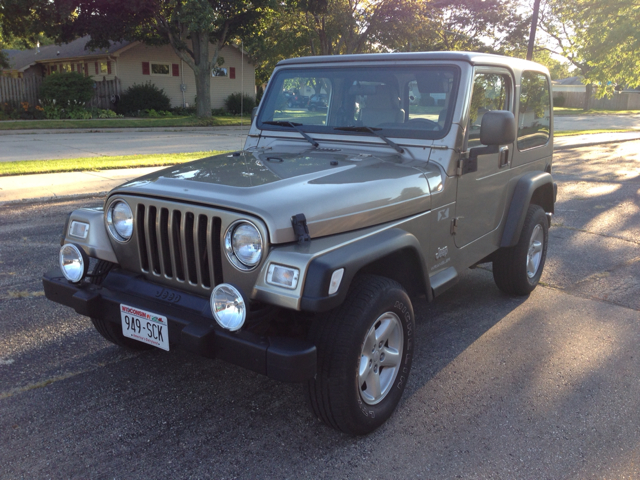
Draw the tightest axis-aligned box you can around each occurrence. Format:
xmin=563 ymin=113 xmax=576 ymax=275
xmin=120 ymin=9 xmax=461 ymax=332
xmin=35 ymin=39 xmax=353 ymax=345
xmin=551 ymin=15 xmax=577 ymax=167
xmin=357 ymin=248 xmax=426 ymax=298
xmin=530 ymin=182 xmax=554 ymax=214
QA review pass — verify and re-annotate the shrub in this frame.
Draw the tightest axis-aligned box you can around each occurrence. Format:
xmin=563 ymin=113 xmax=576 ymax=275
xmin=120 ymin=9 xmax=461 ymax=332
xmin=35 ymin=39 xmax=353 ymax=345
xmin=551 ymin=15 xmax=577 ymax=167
xmin=39 ymin=72 xmax=95 ymax=106
xmin=96 ymin=108 xmax=120 ymax=118
xmin=117 ymin=82 xmax=171 ymax=115
xmin=172 ymin=106 xmax=197 ymax=116
xmin=224 ymin=93 xmax=256 ymax=115
xmin=553 ymin=95 xmax=566 ymax=107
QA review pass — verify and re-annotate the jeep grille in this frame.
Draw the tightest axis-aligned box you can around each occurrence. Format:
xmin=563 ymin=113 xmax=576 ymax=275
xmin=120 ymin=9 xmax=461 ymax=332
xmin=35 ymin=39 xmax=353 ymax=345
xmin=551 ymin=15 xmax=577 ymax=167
xmin=135 ymin=203 xmax=223 ymax=290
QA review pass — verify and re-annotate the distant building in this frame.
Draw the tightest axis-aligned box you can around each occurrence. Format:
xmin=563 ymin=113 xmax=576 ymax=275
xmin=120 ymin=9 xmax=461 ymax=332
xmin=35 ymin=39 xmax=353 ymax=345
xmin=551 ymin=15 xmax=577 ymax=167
xmin=1 ymin=36 xmax=255 ymax=109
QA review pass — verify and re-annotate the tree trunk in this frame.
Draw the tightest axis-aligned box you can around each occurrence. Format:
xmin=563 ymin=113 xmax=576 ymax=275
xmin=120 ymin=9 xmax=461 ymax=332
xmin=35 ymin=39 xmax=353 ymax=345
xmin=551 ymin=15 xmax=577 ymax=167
xmin=584 ymin=83 xmax=593 ymax=111
xmin=195 ymin=65 xmax=212 ymax=117
xmin=192 ymin=31 xmax=212 ymax=118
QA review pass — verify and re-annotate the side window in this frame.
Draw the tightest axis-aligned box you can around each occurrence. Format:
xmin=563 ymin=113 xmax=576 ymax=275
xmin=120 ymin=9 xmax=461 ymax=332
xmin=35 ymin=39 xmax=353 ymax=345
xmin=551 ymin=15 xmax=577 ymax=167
xmin=518 ymin=71 xmax=551 ymax=150
xmin=468 ymin=73 xmax=510 ymax=148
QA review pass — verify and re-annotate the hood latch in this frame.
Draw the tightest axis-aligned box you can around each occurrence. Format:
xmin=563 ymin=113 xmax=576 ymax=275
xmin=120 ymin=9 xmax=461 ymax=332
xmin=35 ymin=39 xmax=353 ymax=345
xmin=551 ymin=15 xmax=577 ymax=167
xmin=291 ymin=214 xmax=311 ymax=244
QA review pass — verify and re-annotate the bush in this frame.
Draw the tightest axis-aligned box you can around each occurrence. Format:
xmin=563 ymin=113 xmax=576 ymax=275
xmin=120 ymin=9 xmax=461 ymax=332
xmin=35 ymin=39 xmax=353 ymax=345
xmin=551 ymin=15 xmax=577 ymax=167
xmin=39 ymin=72 xmax=95 ymax=106
xmin=96 ymin=108 xmax=121 ymax=119
xmin=172 ymin=106 xmax=197 ymax=116
xmin=224 ymin=93 xmax=256 ymax=115
xmin=117 ymin=82 xmax=171 ymax=115
xmin=553 ymin=95 xmax=566 ymax=107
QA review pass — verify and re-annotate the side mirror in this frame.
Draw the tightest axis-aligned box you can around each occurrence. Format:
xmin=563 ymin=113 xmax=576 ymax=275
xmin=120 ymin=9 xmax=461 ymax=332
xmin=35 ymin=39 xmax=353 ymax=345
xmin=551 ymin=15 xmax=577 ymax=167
xmin=460 ymin=111 xmax=516 ymax=176
xmin=479 ymin=110 xmax=516 ymax=146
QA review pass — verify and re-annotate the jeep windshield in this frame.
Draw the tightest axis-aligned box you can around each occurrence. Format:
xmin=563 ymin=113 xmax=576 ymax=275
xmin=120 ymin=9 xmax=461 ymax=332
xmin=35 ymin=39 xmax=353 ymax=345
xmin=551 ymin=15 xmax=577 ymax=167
xmin=257 ymin=65 xmax=459 ymax=140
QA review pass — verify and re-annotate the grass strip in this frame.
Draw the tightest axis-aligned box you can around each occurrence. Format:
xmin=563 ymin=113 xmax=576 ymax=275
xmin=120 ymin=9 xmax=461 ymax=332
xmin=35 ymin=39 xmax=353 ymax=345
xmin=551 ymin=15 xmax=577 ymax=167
xmin=0 ymin=151 xmax=228 ymax=176
xmin=554 ymin=108 xmax=640 ymax=116
xmin=0 ymin=115 xmax=251 ymax=130
xmin=555 ymin=128 xmax=639 ymax=137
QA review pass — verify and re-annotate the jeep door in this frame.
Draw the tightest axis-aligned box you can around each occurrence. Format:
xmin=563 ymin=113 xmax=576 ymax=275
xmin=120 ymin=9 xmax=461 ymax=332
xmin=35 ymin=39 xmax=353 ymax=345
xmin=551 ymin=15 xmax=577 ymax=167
xmin=454 ymin=67 xmax=515 ymax=248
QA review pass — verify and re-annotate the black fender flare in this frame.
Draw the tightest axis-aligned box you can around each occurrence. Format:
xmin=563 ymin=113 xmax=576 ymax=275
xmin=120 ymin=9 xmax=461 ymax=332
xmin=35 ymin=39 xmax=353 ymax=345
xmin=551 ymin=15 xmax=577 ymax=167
xmin=300 ymin=228 xmax=431 ymax=312
xmin=500 ymin=171 xmax=556 ymax=248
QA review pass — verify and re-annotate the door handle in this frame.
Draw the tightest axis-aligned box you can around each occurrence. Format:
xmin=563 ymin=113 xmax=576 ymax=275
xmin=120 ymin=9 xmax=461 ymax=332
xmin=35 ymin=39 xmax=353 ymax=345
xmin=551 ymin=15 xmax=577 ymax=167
xmin=499 ymin=147 xmax=509 ymax=167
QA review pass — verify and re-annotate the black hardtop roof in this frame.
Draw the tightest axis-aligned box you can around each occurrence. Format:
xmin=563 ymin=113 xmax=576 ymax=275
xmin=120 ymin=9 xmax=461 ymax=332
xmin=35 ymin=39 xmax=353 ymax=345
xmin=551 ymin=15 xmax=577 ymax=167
xmin=276 ymin=51 xmax=547 ymax=73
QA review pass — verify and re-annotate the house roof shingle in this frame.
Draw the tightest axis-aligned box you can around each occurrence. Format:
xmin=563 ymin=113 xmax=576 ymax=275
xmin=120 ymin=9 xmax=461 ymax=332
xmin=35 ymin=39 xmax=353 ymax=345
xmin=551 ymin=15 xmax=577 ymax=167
xmin=3 ymin=36 xmax=131 ymax=71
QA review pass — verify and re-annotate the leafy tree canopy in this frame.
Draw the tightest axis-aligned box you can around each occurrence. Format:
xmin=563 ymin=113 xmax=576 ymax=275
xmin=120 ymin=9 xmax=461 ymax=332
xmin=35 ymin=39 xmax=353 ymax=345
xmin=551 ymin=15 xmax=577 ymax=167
xmin=246 ymin=0 xmax=529 ymax=85
xmin=539 ymin=0 xmax=640 ymax=100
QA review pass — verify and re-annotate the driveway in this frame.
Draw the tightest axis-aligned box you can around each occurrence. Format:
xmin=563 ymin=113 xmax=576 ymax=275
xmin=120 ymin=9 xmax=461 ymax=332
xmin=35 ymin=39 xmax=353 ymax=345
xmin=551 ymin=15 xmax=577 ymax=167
xmin=1 ymin=141 xmax=639 ymax=478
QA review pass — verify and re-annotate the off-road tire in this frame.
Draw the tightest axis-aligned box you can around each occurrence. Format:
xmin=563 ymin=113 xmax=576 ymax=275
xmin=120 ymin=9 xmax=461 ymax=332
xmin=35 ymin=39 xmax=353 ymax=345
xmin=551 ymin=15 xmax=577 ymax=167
xmin=493 ymin=204 xmax=549 ymax=295
xmin=89 ymin=260 xmax=152 ymax=350
xmin=306 ymin=274 xmax=414 ymax=435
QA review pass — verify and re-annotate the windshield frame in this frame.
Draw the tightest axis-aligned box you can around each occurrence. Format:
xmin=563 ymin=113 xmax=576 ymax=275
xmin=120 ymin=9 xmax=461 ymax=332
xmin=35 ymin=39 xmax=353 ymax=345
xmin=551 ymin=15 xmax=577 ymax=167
xmin=257 ymin=63 xmax=461 ymax=141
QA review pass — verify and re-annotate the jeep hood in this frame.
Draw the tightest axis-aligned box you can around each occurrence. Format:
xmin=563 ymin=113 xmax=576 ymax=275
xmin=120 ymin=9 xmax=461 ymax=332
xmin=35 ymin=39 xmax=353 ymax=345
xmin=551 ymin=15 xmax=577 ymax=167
xmin=112 ymin=149 xmax=436 ymax=244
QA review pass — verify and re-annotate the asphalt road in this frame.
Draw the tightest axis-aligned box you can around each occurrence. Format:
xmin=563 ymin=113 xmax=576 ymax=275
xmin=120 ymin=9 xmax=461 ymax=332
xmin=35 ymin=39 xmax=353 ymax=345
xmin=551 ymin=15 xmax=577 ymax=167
xmin=0 ymin=113 xmax=639 ymax=163
xmin=0 ymin=127 xmax=249 ymax=162
xmin=1 ymin=142 xmax=640 ymax=478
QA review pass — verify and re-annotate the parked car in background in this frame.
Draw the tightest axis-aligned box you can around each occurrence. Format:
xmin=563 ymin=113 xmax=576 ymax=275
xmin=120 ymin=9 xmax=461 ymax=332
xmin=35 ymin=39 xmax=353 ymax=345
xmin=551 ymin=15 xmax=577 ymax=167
xmin=284 ymin=90 xmax=309 ymax=108
xmin=307 ymin=94 xmax=328 ymax=111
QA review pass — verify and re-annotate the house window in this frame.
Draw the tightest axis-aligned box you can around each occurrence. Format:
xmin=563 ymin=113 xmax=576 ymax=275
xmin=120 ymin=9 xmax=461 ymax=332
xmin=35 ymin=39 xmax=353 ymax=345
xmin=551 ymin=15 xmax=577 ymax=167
xmin=61 ymin=63 xmax=72 ymax=72
xmin=150 ymin=62 xmax=170 ymax=75
xmin=212 ymin=67 xmax=227 ymax=77
xmin=77 ymin=63 xmax=84 ymax=74
xmin=99 ymin=62 xmax=109 ymax=75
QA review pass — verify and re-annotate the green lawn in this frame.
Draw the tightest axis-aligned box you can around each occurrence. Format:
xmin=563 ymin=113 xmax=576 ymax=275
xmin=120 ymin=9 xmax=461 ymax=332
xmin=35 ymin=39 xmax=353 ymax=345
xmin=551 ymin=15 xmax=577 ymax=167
xmin=0 ymin=115 xmax=251 ymax=130
xmin=553 ymin=107 xmax=640 ymax=116
xmin=0 ymin=151 xmax=229 ymax=176
xmin=555 ymin=128 xmax=639 ymax=136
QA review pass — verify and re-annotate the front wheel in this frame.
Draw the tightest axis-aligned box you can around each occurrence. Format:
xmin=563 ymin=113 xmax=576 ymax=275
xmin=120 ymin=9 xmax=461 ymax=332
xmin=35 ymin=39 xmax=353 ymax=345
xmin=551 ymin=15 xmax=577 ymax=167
xmin=306 ymin=274 xmax=414 ymax=435
xmin=493 ymin=204 xmax=549 ymax=295
xmin=89 ymin=260 xmax=153 ymax=350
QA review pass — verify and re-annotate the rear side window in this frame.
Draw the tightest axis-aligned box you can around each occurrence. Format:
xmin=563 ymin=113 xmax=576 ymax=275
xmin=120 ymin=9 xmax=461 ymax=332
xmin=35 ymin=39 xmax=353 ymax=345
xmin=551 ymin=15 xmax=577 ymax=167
xmin=518 ymin=71 xmax=551 ymax=150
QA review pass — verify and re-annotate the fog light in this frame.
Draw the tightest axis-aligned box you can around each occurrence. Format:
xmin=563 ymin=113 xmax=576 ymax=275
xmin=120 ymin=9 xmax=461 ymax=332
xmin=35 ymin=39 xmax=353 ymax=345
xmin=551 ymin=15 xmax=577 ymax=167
xmin=210 ymin=284 xmax=246 ymax=331
xmin=266 ymin=264 xmax=299 ymax=289
xmin=59 ymin=244 xmax=89 ymax=283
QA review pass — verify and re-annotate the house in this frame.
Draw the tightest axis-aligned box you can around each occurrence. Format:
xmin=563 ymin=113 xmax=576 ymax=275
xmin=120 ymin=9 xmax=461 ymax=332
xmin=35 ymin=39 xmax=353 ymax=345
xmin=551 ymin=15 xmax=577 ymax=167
xmin=2 ymin=36 xmax=255 ymax=109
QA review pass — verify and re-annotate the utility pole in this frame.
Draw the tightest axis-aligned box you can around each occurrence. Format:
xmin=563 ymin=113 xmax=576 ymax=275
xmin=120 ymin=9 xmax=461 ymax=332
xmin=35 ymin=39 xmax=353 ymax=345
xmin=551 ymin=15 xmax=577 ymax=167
xmin=527 ymin=0 xmax=542 ymax=61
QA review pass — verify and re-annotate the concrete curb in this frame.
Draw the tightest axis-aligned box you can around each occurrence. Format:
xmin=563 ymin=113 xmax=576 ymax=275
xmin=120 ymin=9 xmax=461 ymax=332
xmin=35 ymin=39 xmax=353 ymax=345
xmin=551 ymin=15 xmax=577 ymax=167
xmin=0 ymin=191 xmax=109 ymax=208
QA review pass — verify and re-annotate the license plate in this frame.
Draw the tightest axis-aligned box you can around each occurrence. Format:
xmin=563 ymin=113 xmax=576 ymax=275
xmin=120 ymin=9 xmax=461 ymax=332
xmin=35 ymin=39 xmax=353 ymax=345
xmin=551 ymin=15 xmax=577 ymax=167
xmin=120 ymin=304 xmax=169 ymax=351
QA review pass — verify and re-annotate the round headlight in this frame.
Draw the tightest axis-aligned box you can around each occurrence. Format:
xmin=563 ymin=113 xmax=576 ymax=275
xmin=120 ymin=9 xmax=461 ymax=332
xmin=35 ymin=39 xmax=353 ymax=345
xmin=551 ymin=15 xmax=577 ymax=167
xmin=224 ymin=221 xmax=263 ymax=270
xmin=59 ymin=244 xmax=89 ymax=283
xmin=210 ymin=284 xmax=246 ymax=331
xmin=107 ymin=200 xmax=133 ymax=242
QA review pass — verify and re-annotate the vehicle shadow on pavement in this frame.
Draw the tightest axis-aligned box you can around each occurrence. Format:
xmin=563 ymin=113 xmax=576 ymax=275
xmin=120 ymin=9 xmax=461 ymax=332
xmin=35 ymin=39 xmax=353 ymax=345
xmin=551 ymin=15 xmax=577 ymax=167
xmin=2 ymin=267 xmax=640 ymax=478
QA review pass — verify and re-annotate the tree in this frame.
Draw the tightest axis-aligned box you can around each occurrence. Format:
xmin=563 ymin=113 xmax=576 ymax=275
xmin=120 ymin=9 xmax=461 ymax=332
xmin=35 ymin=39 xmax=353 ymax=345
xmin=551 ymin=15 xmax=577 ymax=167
xmin=571 ymin=0 xmax=640 ymax=91
xmin=537 ymin=0 xmax=596 ymax=109
xmin=247 ymin=0 xmax=529 ymax=85
xmin=0 ymin=0 xmax=273 ymax=117
xmin=538 ymin=0 xmax=640 ymax=108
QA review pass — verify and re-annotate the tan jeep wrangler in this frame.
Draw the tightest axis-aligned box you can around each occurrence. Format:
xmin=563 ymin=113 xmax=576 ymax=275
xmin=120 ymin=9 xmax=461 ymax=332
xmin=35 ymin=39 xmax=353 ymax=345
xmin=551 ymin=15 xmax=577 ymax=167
xmin=44 ymin=52 xmax=556 ymax=435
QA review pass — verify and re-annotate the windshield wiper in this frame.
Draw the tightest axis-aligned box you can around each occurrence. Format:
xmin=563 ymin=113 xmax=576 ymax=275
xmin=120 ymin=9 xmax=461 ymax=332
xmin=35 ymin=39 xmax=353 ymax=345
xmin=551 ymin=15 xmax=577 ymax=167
xmin=334 ymin=126 xmax=404 ymax=154
xmin=262 ymin=121 xmax=319 ymax=148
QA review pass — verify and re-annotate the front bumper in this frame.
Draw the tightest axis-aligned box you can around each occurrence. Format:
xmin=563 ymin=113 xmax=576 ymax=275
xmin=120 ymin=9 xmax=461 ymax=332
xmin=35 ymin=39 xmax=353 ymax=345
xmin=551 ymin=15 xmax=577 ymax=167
xmin=42 ymin=269 xmax=316 ymax=383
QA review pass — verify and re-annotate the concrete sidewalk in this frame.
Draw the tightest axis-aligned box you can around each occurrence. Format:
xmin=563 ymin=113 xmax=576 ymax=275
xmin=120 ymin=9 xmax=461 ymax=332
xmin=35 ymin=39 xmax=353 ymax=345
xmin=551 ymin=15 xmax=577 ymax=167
xmin=2 ymin=132 xmax=639 ymax=206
